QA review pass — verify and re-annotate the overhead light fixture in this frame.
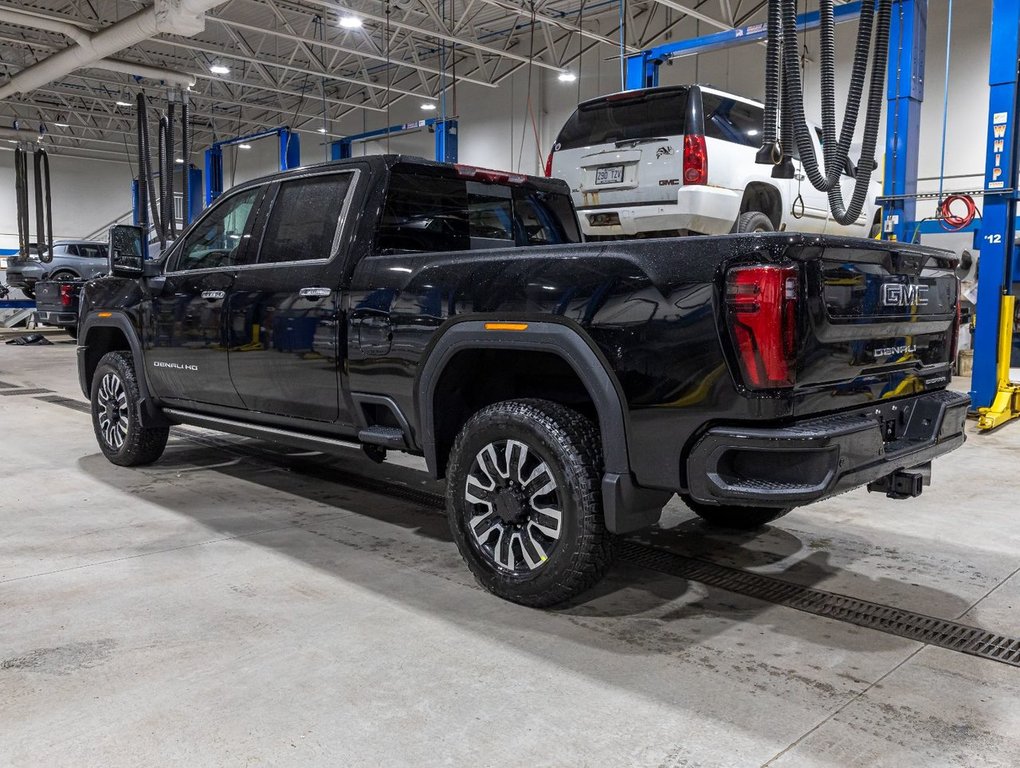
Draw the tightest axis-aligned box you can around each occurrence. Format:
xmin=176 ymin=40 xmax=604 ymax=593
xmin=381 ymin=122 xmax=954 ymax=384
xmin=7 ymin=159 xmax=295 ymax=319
xmin=420 ymin=103 xmax=436 ymax=111
xmin=339 ymin=15 xmax=363 ymax=28
xmin=53 ymin=122 xmax=69 ymax=128
xmin=317 ymin=127 xmax=327 ymax=133
xmin=210 ymin=63 xmax=231 ymax=75
xmin=175 ymin=158 xmax=184 ymax=164
xmin=557 ymin=72 xmax=577 ymax=83
xmin=238 ymin=143 xmax=252 ymax=150
xmin=746 ymin=128 xmax=760 ymax=137
xmin=116 ymin=99 xmax=132 ymax=107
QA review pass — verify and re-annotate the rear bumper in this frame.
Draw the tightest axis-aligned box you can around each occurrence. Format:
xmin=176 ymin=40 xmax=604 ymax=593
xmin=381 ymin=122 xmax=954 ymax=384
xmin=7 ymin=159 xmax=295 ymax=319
xmin=576 ymin=185 xmax=741 ymax=236
xmin=685 ymin=389 xmax=970 ymax=507
xmin=37 ymin=310 xmax=77 ymax=327
xmin=4 ymin=263 xmax=44 ymax=287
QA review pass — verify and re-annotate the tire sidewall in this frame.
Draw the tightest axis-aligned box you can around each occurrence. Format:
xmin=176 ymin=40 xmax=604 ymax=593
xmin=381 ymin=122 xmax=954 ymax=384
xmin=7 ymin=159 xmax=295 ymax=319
xmin=447 ymin=407 xmax=588 ymax=603
xmin=90 ymin=353 xmax=141 ymax=465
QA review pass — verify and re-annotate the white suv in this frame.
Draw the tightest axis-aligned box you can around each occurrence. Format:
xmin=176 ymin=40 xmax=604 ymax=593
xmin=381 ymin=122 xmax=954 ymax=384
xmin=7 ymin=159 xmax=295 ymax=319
xmin=547 ymin=84 xmax=882 ymax=239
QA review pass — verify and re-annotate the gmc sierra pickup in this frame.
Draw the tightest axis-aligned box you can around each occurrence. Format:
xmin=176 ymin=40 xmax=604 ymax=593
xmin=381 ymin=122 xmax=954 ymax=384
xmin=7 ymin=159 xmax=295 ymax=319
xmin=78 ymin=155 xmax=969 ymax=607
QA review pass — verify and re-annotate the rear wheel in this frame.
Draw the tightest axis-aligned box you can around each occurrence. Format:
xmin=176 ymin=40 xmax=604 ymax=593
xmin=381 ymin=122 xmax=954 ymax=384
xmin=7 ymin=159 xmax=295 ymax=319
xmin=21 ymin=286 xmax=35 ymax=300
xmin=682 ymin=495 xmax=791 ymax=530
xmin=90 ymin=351 xmax=169 ymax=466
xmin=732 ymin=211 xmax=775 ymax=234
xmin=50 ymin=270 xmax=79 ymax=281
xmin=446 ymin=399 xmax=615 ymax=607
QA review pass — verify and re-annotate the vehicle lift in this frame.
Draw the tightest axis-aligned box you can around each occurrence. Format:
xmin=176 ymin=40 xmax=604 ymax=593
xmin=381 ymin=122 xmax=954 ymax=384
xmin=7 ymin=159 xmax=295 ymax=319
xmin=1 ymin=142 xmax=52 ymax=325
xmin=330 ymin=117 xmax=458 ymax=163
xmin=205 ymin=126 xmax=301 ymax=205
xmin=626 ymin=0 xmax=1020 ymax=431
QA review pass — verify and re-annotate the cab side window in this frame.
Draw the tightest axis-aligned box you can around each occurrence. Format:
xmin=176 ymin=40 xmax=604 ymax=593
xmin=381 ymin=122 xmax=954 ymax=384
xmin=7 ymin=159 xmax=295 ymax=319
xmin=258 ymin=174 xmax=353 ymax=264
xmin=176 ymin=188 xmax=260 ymax=272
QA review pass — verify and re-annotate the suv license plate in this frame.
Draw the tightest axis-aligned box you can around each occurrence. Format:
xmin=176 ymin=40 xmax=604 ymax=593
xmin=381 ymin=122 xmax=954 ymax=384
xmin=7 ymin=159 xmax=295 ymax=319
xmin=595 ymin=166 xmax=624 ymax=185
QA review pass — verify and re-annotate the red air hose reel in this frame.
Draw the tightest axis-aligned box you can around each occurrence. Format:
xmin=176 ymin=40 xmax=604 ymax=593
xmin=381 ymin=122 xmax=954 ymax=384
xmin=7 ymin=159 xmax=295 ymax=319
xmin=938 ymin=194 xmax=978 ymax=231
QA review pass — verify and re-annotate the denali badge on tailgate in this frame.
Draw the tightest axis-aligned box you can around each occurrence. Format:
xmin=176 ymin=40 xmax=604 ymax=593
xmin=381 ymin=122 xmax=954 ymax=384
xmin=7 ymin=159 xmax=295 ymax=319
xmin=882 ymin=283 xmax=929 ymax=308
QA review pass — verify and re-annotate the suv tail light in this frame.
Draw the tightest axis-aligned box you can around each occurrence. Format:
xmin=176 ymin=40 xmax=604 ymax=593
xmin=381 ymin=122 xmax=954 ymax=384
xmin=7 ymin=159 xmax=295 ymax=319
xmin=60 ymin=283 xmax=74 ymax=307
xmin=544 ymin=150 xmax=554 ymax=178
xmin=683 ymin=134 xmax=708 ymax=185
xmin=726 ymin=265 xmax=799 ymax=389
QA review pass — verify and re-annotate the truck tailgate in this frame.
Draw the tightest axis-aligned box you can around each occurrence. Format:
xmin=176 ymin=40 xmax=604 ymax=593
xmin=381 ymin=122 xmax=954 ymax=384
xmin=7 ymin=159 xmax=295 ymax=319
xmin=793 ymin=241 xmax=958 ymax=401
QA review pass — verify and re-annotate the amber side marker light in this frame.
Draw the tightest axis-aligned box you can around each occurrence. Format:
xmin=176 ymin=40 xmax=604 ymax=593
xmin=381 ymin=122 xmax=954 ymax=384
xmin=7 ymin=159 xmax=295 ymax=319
xmin=484 ymin=322 xmax=529 ymax=331
xmin=97 ymin=312 xmax=112 ymax=318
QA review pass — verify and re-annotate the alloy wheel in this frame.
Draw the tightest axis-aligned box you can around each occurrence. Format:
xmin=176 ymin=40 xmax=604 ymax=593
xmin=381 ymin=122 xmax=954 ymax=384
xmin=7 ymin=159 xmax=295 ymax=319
xmin=463 ymin=439 xmax=563 ymax=573
xmin=96 ymin=372 xmax=129 ymax=450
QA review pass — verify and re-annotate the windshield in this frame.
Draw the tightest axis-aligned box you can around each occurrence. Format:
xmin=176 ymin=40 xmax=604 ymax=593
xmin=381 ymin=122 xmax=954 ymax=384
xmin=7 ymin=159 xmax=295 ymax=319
xmin=555 ymin=88 xmax=689 ymax=150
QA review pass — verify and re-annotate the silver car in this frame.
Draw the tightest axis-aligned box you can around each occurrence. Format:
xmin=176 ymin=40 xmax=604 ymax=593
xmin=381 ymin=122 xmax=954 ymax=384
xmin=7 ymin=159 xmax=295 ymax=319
xmin=4 ymin=241 xmax=108 ymax=298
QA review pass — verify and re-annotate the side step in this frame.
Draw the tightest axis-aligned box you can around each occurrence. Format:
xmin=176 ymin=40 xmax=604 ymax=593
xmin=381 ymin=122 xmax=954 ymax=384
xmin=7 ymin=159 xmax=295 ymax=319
xmin=357 ymin=426 xmax=407 ymax=449
xmin=163 ymin=409 xmax=363 ymax=456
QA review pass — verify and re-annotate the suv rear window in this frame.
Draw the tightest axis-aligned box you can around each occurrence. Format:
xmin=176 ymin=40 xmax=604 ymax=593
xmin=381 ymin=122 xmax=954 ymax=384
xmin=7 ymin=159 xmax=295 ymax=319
xmin=702 ymin=93 xmax=764 ymax=148
xmin=555 ymin=88 xmax=688 ymax=150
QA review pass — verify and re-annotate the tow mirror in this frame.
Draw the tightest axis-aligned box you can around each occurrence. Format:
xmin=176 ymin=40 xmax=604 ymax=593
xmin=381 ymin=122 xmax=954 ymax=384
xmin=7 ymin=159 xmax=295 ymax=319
xmin=109 ymin=224 xmax=146 ymax=277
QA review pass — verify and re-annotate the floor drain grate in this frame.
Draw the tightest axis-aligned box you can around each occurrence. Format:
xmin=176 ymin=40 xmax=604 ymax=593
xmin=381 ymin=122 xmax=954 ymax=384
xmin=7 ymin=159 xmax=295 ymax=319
xmin=34 ymin=394 xmax=91 ymax=413
xmin=617 ymin=541 xmax=1020 ymax=667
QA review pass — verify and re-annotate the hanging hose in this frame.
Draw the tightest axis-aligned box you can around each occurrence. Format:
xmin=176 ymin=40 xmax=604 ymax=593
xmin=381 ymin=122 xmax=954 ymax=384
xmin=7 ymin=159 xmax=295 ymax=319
xmin=939 ymin=195 xmax=978 ymax=231
xmin=32 ymin=147 xmax=53 ymax=263
xmin=14 ymin=145 xmax=30 ymax=261
xmin=181 ymin=94 xmax=190 ymax=228
xmin=167 ymin=101 xmax=176 ymax=240
xmin=157 ymin=112 xmax=169 ymax=246
xmin=756 ymin=0 xmax=784 ymax=165
xmin=761 ymin=0 xmax=893 ymax=224
xmin=136 ymin=95 xmax=149 ymax=234
xmin=137 ymin=93 xmax=163 ymax=249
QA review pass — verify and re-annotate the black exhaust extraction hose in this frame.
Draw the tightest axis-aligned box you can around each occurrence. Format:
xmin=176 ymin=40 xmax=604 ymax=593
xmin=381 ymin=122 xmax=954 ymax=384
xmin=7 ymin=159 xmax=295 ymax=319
xmin=157 ymin=112 xmax=169 ymax=247
xmin=180 ymin=95 xmax=190 ymax=228
xmin=166 ymin=101 xmax=176 ymax=240
xmin=33 ymin=147 xmax=52 ymax=263
xmin=756 ymin=0 xmax=784 ymax=165
xmin=138 ymin=93 xmax=163 ymax=249
xmin=33 ymin=147 xmax=52 ymax=262
xmin=14 ymin=145 xmax=30 ymax=262
xmin=136 ymin=94 xmax=148 ymax=233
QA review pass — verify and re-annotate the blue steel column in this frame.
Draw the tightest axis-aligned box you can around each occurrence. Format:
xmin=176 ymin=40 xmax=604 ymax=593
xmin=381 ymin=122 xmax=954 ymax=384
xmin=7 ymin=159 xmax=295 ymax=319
xmin=624 ymin=53 xmax=657 ymax=90
xmin=205 ymin=146 xmax=223 ymax=205
xmin=435 ymin=119 xmax=458 ymax=163
xmin=972 ymin=0 xmax=1020 ymax=408
xmin=883 ymin=0 xmax=926 ymax=243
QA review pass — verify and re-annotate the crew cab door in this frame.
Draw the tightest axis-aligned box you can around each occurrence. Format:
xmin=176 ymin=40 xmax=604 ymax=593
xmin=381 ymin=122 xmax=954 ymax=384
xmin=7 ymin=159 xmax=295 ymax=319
xmin=148 ymin=185 xmax=263 ymax=407
xmin=225 ymin=170 xmax=359 ymax=424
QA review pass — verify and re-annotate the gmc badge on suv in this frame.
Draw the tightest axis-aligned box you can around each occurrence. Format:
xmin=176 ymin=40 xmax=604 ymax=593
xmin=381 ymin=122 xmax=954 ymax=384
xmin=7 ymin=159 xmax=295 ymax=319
xmin=882 ymin=283 xmax=929 ymax=308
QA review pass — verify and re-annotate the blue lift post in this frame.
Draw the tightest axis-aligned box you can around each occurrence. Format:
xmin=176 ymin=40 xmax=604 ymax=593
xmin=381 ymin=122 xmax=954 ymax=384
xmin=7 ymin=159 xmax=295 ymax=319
xmin=330 ymin=118 xmax=458 ymax=163
xmin=132 ymin=166 xmax=202 ymax=228
xmin=971 ymin=0 xmax=1020 ymax=427
xmin=205 ymin=127 xmax=300 ymax=205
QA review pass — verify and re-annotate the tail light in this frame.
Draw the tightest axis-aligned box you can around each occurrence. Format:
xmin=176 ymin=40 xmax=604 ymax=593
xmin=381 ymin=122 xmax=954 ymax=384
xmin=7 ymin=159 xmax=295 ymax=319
xmin=544 ymin=150 xmax=554 ymax=178
xmin=726 ymin=265 xmax=800 ymax=389
xmin=683 ymin=134 xmax=708 ymax=185
xmin=60 ymin=283 xmax=74 ymax=307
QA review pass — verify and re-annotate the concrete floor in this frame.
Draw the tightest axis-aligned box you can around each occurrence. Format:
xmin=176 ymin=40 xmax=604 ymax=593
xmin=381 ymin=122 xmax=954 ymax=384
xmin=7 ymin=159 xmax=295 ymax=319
xmin=3 ymin=337 xmax=1020 ymax=768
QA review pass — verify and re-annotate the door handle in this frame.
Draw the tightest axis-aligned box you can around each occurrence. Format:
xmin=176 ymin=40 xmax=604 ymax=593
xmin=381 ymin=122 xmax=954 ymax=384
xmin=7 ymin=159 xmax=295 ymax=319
xmin=300 ymin=287 xmax=331 ymax=298
xmin=201 ymin=290 xmax=225 ymax=301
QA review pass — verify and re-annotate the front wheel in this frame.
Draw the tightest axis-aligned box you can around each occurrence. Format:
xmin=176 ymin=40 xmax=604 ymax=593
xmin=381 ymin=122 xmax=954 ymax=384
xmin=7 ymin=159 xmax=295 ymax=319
xmin=446 ymin=399 xmax=615 ymax=607
xmin=90 ymin=351 xmax=169 ymax=466
xmin=682 ymin=495 xmax=791 ymax=530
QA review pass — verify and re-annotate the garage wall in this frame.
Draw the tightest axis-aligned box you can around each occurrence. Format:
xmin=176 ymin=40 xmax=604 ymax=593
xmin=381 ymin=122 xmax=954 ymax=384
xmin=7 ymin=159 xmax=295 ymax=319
xmin=0 ymin=148 xmax=134 ymax=254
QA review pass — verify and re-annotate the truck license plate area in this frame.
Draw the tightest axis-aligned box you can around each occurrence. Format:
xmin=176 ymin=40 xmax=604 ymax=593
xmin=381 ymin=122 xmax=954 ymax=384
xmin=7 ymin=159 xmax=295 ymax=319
xmin=595 ymin=165 xmax=624 ymax=185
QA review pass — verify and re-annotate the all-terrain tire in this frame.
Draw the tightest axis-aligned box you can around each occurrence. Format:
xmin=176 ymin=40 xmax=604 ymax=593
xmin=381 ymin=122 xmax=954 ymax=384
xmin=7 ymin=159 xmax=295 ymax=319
xmin=731 ymin=211 xmax=775 ymax=234
xmin=681 ymin=495 xmax=791 ymax=530
xmin=90 ymin=350 xmax=169 ymax=466
xmin=446 ymin=399 xmax=615 ymax=607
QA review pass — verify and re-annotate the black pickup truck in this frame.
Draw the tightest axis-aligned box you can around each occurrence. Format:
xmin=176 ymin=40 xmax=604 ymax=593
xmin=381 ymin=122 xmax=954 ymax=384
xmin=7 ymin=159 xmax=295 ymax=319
xmin=77 ymin=155 xmax=968 ymax=606
xmin=35 ymin=279 xmax=83 ymax=338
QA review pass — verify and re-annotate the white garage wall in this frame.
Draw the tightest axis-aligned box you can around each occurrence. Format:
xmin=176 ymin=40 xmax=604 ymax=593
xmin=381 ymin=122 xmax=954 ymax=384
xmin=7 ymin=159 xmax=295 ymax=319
xmin=0 ymin=0 xmax=996 ymax=254
xmin=0 ymin=148 xmax=134 ymax=253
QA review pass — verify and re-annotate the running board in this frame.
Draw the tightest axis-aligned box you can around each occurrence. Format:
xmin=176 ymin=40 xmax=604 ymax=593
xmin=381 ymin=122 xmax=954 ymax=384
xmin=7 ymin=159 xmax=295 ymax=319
xmin=163 ymin=409 xmax=363 ymax=456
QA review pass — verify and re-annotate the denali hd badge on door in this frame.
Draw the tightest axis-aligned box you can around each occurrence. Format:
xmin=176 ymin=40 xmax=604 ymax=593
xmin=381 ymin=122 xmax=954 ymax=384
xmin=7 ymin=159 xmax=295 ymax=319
xmin=881 ymin=283 xmax=929 ymax=307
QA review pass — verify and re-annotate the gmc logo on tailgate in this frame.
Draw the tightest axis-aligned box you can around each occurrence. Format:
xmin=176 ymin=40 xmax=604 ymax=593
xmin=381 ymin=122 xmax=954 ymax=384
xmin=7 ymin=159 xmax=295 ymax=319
xmin=882 ymin=283 xmax=929 ymax=308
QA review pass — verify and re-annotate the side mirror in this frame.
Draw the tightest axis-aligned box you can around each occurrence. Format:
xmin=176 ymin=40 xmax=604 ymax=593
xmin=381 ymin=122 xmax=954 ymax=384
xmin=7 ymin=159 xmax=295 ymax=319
xmin=109 ymin=225 xmax=147 ymax=277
